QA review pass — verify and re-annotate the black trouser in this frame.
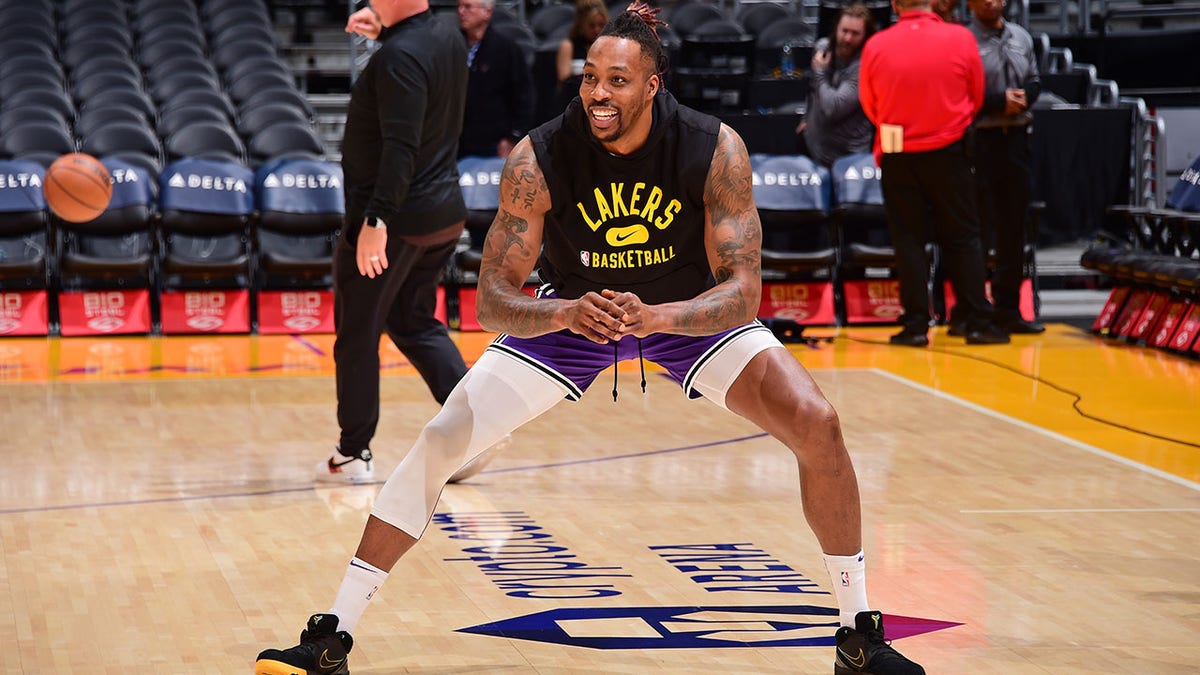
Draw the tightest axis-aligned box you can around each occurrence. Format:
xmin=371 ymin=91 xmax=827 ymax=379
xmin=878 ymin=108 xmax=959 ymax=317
xmin=973 ymin=125 xmax=1032 ymax=318
xmin=880 ymin=141 xmax=993 ymax=333
xmin=332 ymin=224 xmax=467 ymax=452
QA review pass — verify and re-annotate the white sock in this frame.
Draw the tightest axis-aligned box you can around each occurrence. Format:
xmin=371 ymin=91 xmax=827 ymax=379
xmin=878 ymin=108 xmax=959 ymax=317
xmin=822 ymin=550 xmax=869 ymax=628
xmin=328 ymin=557 xmax=388 ymax=633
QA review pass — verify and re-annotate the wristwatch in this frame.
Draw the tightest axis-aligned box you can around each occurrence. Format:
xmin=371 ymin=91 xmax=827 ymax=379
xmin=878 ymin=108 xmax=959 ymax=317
xmin=365 ymin=216 xmax=387 ymax=230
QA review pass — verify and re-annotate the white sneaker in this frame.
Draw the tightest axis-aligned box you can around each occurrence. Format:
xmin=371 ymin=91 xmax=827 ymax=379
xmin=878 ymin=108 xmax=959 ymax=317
xmin=315 ymin=447 xmax=375 ymax=484
xmin=447 ymin=434 xmax=512 ymax=483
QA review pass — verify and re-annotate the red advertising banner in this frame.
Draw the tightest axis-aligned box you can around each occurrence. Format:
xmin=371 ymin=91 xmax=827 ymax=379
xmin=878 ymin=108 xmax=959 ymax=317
xmin=257 ymin=290 xmax=334 ymax=334
xmin=1168 ymin=304 xmax=1200 ymax=353
xmin=842 ymin=279 xmax=903 ymax=324
xmin=1092 ymin=286 xmax=1130 ymax=333
xmin=1127 ymin=291 xmax=1169 ymax=343
xmin=0 ymin=290 xmax=48 ymax=336
xmin=58 ymin=290 xmax=152 ymax=336
xmin=160 ymin=290 xmax=251 ymax=334
xmin=1112 ymin=288 xmax=1152 ymax=338
xmin=758 ymin=281 xmax=836 ymax=325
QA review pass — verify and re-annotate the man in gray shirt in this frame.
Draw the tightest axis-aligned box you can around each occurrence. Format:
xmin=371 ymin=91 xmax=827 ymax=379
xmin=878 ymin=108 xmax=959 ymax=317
xmin=797 ymin=3 xmax=875 ymax=168
xmin=968 ymin=0 xmax=1044 ymax=333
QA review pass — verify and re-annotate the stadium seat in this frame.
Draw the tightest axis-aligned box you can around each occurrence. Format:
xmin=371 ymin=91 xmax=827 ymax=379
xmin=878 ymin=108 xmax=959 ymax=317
xmin=165 ymin=121 xmax=247 ymax=165
xmin=227 ymin=70 xmax=297 ymax=105
xmin=737 ymin=2 xmax=792 ymax=36
xmin=65 ymin=23 xmax=135 ymax=51
xmin=253 ymin=157 xmax=345 ymax=333
xmin=79 ymin=89 xmax=156 ymax=122
xmin=1 ymin=88 xmax=76 ymax=125
xmin=70 ymin=56 xmax=140 ymax=86
xmin=224 ymin=55 xmax=294 ymax=90
xmin=158 ymin=89 xmax=237 ymax=122
xmin=752 ymin=154 xmax=839 ymax=328
xmin=148 ymin=54 xmax=220 ymax=85
xmin=150 ymin=71 xmax=224 ymax=105
xmin=0 ymin=53 xmax=63 ymax=82
xmin=158 ymin=105 xmax=232 ymax=142
xmin=0 ymin=71 xmax=63 ymax=101
xmin=669 ymin=2 xmax=727 ymax=36
xmin=72 ymin=72 xmax=145 ymax=104
xmin=156 ymin=157 xmax=257 ymax=333
xmin=80 ymin=121 xmax=163 ymax=166
xmin=236 ymin=101 xmax=310 ymax=140
xmin=0 ymin=107 xmax=70 ymax=137
xmin=0 ymin=159 xmax=51 ymax=335
xmin=0 ymin=120 xmax=75 ymax=157
xmin=76 ymin=105 xmax=152 ymax=140
xmin=830 ymin=152 xmax=903 ymax=324
xmin=445 ymin=156 xmax=507 ymax=330
xmin=55 ymin=156 xmax=158 ymax=336
xmin=137 ymin=39 xmax=206 ymax=70
xmin=247 ymin=122 xmax=326 ymax=165
xmin=529 ymin=3 xmax=574 ymax=41
xmin=238 ymin=87 xmax=315 ymax=120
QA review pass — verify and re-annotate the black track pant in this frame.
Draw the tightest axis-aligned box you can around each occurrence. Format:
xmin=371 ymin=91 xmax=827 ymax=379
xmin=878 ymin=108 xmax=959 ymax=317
xmin=880 ymin=140 xmax=994 ymax=333
xmin=332 ymin=226 xmax=467 ymax=452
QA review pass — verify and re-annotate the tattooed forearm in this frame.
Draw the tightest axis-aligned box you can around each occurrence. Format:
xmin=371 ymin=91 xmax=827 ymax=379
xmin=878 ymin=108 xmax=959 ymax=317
xmin=476 ymin=139 xmax=563 ymax=337
xmin=656 ymin=125 xmax=762 ymax=334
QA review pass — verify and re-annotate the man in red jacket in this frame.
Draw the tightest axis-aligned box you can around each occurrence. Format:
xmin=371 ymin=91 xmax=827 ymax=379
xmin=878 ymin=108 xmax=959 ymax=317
xmin=859 ymin=0 xmax=1009 ymax=346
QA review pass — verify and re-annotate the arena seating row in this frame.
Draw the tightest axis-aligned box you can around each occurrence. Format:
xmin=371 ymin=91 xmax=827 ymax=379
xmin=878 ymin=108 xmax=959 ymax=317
xmin=1082 ymin=155 xmax=1200 ymax=357
xmin=448 ymin=152 xmax=1038 ymax=332
xmin=0 ymin=0 xmax=324 ymax=172
xmin=0 ymin=155 xmax=342 ymax=336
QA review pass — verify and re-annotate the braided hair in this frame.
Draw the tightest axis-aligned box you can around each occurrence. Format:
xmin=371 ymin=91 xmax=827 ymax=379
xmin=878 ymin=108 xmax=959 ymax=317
xmin=598 ymin=1 xmax=669 ymax=77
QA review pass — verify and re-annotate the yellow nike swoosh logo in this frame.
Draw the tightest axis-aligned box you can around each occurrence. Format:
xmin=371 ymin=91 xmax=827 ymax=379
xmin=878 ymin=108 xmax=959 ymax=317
xmin=318 ymin=649 xmax=345 ymax=670
xmin=839 ymin=646 xmax=867 ymax=668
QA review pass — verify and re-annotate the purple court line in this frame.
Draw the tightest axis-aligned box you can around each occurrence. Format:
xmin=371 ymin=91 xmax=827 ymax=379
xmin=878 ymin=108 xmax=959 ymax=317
xmin=290 ymin=334 xmax=327 ymax=356
xmin=0 ymin=433 xmax=768 ymax=516
xmin=482 ymin=432 xmax=770 ymax=473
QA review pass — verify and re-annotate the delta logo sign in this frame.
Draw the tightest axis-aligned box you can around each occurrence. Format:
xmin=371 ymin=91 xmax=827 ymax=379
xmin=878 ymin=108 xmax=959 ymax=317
xmin=435 ymin=511 xmax=960 ymax=649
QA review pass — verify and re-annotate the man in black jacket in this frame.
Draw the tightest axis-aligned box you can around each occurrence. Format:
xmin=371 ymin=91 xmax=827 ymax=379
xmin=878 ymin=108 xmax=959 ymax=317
xmin=315 ymin=0 xmax=507 ymax=488
xmin=457 ymin=0 xmax=535 ymax=158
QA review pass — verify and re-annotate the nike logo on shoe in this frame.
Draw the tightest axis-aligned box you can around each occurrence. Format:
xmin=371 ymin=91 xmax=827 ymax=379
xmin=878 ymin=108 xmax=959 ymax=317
xmin=838 ymin=646 xmax=867 ymax=669
xmin=328 ymin=457 xmax=360 ymax=470
xmin=318 ymin=648 xmax=345 ymax=670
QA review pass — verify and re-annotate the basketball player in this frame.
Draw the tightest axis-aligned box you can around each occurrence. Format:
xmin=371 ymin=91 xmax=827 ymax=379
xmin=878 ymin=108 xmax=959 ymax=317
xmin=255 ymin=5 xmax=925 ymax=674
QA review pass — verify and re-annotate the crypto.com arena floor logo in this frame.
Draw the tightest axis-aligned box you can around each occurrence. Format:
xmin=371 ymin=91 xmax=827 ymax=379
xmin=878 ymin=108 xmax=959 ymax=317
xmin=459 ymin=605 xmax=960 ymax=649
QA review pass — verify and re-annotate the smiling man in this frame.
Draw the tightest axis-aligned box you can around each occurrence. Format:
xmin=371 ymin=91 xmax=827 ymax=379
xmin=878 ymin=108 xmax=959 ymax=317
xmin=254 ymin=4 xmax=924 ymax=674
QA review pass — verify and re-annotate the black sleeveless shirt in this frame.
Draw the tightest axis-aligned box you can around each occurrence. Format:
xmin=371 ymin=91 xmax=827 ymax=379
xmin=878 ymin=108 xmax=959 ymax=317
xmin=529 ymin=92 xmax=721 ymax=305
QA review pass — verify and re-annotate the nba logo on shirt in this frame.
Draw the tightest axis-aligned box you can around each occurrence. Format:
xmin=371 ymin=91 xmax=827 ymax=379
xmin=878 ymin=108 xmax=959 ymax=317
xmin=841 ymin=571 xmax=850 ymax=587
xmin=580 ymin=251 xmax=590 ymax=267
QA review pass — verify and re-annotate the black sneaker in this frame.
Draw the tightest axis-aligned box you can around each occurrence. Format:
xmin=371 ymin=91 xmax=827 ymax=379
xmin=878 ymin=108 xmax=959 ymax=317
xmin=255 ymin=613 xmax=353 ymax=675
xmin=834 ymin=610 xmax=925 ymax=675
xmin=888 ymin=330 xmax=929 ymax=348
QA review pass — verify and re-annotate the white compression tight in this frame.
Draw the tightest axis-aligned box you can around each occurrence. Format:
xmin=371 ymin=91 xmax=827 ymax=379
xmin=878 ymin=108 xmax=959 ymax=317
xmin=370 ymin=349 xmax=569 ymax=537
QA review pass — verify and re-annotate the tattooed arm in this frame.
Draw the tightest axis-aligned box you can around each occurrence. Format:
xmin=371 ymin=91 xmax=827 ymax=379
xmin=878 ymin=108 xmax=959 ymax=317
xmin=609 ymin=124 xmax=762 ymax=337
xmin=476 ymin=138 xmax=629 ymax=343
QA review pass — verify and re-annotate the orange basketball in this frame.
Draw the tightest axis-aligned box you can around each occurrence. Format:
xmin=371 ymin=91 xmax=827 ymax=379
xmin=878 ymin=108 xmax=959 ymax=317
xmin=43 ymin=153 xmax=113 ymax=223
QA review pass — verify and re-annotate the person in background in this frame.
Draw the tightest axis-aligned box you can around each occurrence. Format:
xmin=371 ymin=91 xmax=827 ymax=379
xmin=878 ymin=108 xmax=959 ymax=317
xmin=325 ymin=1 xmax=509 ymax=487
xmin=457 ymin=0 xmax=535 ymax=158
xmin=796 ymin=2 xmax=876 ymax=168
xmin=967 ymin=0 xmax=1044 ymax=334
xmin=859 ymin=0 xmax=1009 ymax=346
xmin=556 ymin=0 xmax=609 ymax=111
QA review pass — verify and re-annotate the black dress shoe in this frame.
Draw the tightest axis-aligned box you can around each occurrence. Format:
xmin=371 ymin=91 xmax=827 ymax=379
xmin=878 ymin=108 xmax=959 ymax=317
xmin=964 ymin=325 xmax=1011 ymax=344
xmin=999 ymin=317 xmax=1045 ymax=334
xmin=889 ymin=330 xmax=929 ymax=347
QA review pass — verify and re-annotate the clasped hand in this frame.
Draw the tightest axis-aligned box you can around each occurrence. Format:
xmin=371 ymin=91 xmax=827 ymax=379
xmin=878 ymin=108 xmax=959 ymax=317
xmin=564 ymin=290 xmax=654 ymax=343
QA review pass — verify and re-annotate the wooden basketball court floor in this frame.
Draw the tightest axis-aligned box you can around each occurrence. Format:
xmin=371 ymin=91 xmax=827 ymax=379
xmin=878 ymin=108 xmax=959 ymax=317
xmin=1 ymin=323 xmax=1197 ymax=674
